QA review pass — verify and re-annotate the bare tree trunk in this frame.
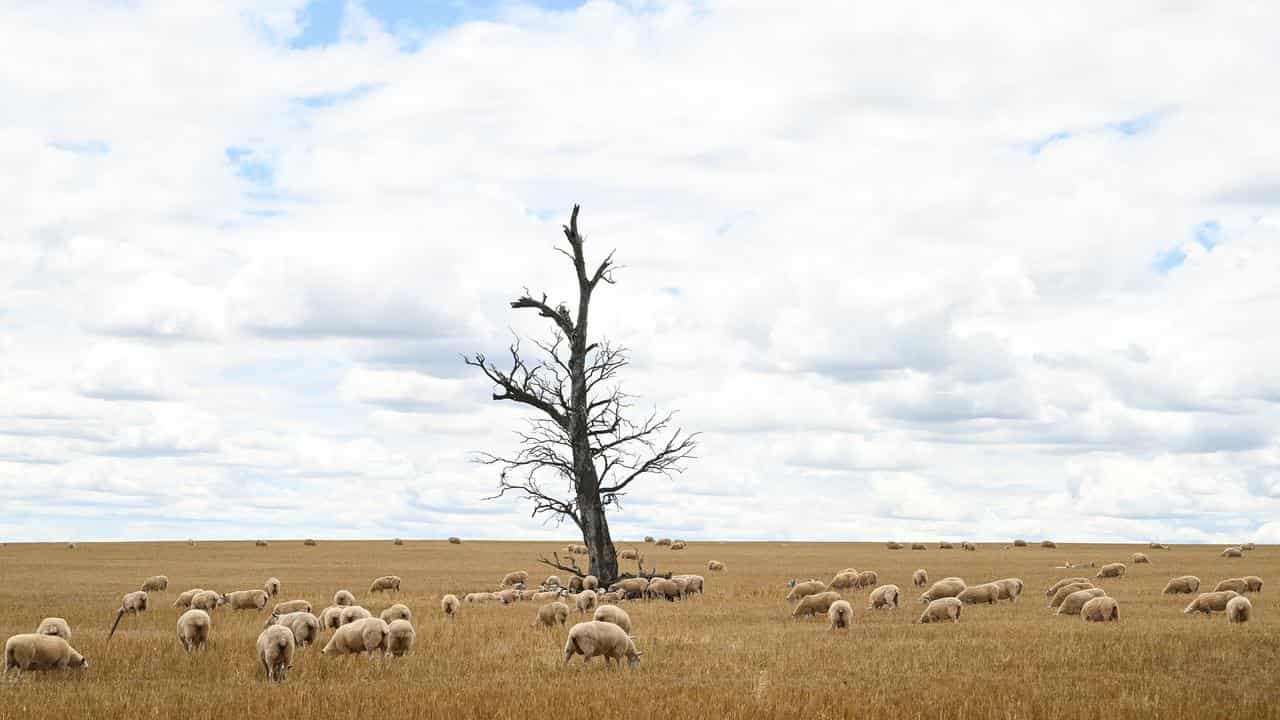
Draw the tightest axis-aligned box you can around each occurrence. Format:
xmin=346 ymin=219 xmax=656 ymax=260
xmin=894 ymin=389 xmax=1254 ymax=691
xmin=578 ymin=490 xmax=618 ymax=581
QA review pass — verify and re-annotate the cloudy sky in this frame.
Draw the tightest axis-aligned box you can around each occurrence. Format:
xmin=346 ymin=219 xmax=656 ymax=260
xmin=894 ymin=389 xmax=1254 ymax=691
xmin=2 ymin=1 xmax=1278 ymax=544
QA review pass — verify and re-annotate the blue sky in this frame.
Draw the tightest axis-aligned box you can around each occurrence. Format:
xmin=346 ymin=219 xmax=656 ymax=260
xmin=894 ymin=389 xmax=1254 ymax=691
xmin=290 ymin=0 xmax=587 ymax=48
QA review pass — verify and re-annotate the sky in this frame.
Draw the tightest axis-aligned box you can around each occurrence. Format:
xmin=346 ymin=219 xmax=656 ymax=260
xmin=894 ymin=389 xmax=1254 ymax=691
xmin=2 ymin=1 xmax=1279 ymax=544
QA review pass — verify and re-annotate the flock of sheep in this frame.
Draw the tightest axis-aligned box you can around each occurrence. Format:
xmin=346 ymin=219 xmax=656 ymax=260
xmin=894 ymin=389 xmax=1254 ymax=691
xmin=785 ymin=543 xmax=1262 ymax=630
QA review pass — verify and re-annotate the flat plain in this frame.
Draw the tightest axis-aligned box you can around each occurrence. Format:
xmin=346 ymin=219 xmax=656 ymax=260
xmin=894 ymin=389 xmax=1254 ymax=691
xmin=0 ymin=540 xmax=1276 ymax=720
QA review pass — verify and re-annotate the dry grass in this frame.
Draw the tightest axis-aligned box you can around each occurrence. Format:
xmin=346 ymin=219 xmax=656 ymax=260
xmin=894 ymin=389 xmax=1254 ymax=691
xmin=0 ymin=540 xmax=1275 ymax=719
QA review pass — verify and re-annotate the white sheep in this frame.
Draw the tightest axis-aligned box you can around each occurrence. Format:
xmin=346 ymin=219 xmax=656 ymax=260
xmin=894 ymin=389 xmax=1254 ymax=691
xmin=1227 ymin=596 xmax=1252 ymax=624
xmin=1184 ymin=591 xmax=1241 ymax=615
xmin=264 ymin=577 xmax=281 ymax=597
xmin=176 ymin=609 xmax=211 ymax=653
xmin=535 ymin=602 xmax=570 ymax=628
xmin=919 ymin=578 xmax=966 ymax=603
xmin=562 ymin=620 xmax=642 ymax=669
xmin=1095 ymin=563 xmax=1125 ymax=579
xmin=1044 ymin=577 xmax=1089 ymax=597
xmin=386 ymin=619 xmax=415 ymax=656
xmin=108 ymin=590 xmax=149 ymax=641
xmin=441 ymin=594 xmax=460 ymax=621
xmin=592 ymin=604 xmax=632 ymax=634
xmin=334 ymin=589 xmax=356 ymax=606
xmin=917 ymin=598 xmax=962 ymax=623
xmin=272 ymin=600 xmax=311 ymax=615
xmin=266 ymin=612 xmax=320 ymax=647
xmin=992 ymin=578 xmax=1024 ymax=602
xmin=380 ymin=604 xmax=412 ymax=624
xmin=1162 ymin=576 xmax=1201 ymax=594
xmin=339 ymin=606 xmax=372 ymax=625
xmin=173 ymin=588 xmax=205 ymax=609
xmin=1221 ymin=546 xmax=1243 ymax=558
xmin=257 ymin=625 xmax=295 ymax=682
xmin=868 ymin=585 xmax=900 ymax=610
xmin=574 ymin=590 xmax=598 ymax=614
xmin=583 ymin=575 xmax=600 ymax=591
xmin=369 ymin=575 xmax=401 ymax=593
xmin=223 ymin=589 xmax=270 ymax=611
xmin=35 ymin=618 xmax=71 ymax=640
xmin=501 ymin=571 xmax=530 ymax=587
xmin=828 ymin=600 xmax=854 ymax=629
xmin=322 ymin=617 xmax=389 ymax=656
xmin=912 ymin=569 xmax=928 ymax=588
xmin=1056 ymin=589 xmax=1107 ymax=616
xmin=141 ymin=575 xmax=169 ymax=592
xmin=318 ymin=605 xmax=345 ymax=630
xmin=1080 ymin=596 xmax=1119 ymax=622
xmin=191 ymin=590 xmax=223 ymax=612
xmin=4 ymin=634 xmax=87 ymax=677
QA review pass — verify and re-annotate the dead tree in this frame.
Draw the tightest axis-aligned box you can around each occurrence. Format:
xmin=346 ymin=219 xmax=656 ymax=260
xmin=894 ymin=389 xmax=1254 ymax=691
xmin=465 ymin=205 xmax=697 ymax=584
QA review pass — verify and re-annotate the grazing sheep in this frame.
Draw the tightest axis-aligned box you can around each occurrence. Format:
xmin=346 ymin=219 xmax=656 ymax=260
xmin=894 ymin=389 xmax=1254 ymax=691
xmin=531 ymin=591 xmax=561 ymax=602
xmin=598 ymin=591 xmax=624 ymax=604
xmin=1243 ymin=576 xmax=1263 ymax=593
xmin=957 ymin=583 xmax=1002 ymax=605
xmin=1227 ymin=596 xmax=1252 ymax=623
xmin=340 ymin=606 xmax=372 ymax=625
xmin=266 ymin=612 xmax=320 ymax=647
xmin=441 ymin=595 xmax=460 ymax=621
xmin=322 ymin=617 xmax=389 ymax=657
xmin=369 ymin=575 xmax=401 ymax=594
xmin=1045 ymin=578 xmax=1090 ymax=597
xmin=911 ymin=543 xmax=927 ymax=550
xmin=544 ymin=575 xmax=563 ymax=589
xmin=448 ymin=537 xmax=461 ymax=544
xmin=176 ymin=609 xmax=211 ymax=653
xmin=912 ymin=569 xmax=928 ymax=588
xmin=273 ymin=600 xmax=311 ymax=615
xmin=619 ymin=549 xmax=640 ymax=560
xmin=173 ymin=588 xmax=205 ymax=608
xmin=991 ymin=578 xmax=1024 ymax=602
xmin=386 ymin=619 xmax=415 ymax=656
xmin=562 ymin=621 xmax=641 ymax=669
xmin=939 ymin=541 xmax=954 ymax=549
xmin=35 ymin=618 xmax=71 ymax=641
xmin=644 ymin=536 xmax=655 ymax=543
xmin=917 ymin=598 xmax=963 ymax=624
xmin=334 ymin=590 xmax=356 ymax=606
xmin=1214 ymin=578 xmax=1248 ymax=594
xmin=1162 ymin=576 xmax=1201 ymax=594
xmin=674 ymin=574 xmax=705 ymax=596
xmin=828 ymin=600 xmax=854 ymax=629
xmin=707 ymin=560 xmax=725 ymax=572
xmin=257 ymin=625 xmax=295 ymax=682
xmin=1041 ymin=540 xmax=1056 ymax=549
xmin=534 ymin=602 xmax=570 ymax=628
xmin=1184 ymin=591 xmax=1241 ymax=615
xmin=464 ymin=592 xmax=498 ymax=604
xmin=868 ymin=585 xmax=900 ymax=610
xmin=303 ymin=539 xmax=317 ymax=546
xmin=1057 ymin=588 xmax=1107 ymax=616
xmin=671 ymin=541 xmax=687 ymax=550
xmin=494 ymin=589 xmax=519 ymax=605
xmin=1096 ymin=563 xmax=1126 ymax=579
xmin=317 ymin=605 xmax=344 ymax=629
xmin=264 ymin=578 xmax=281 ymax=597
xmin=393 ymin=538 xmax=404 ymax=546
xmin=379 ymin=604 xmax=412 ymax=624
xmin=67 ymin=543 xmax=76 ymax=549
xmin=1012 ymin=539 xmax=1028 ymax=547
xmin=961 ymin=541 xmax=976 ymax=551
xmin=886 ymin=542 xmax=904 ymax=550
xmin=656 ymin=538 xmax=672 ymax=547
xmin=4 ymin=634 xmax=87 ymax=677
xmin=574 ymin=591 xmax=598 ymax=614
xmin=141 ymin=575 xmax=169 ymax=592
xmin=1242 ymin=542 xmax=1256 ymax=551
xmin=919 ymin=578 xmax=967 ymax=604
xmin=593 ymin=604 xmax=633 ymax=633
xmin=191 ymin=590 xmax=223 ymax=612
xmin=502 ymin=571 xmax=529 ymax=587
xmin=187 ymin=539 xmax=196 ymax=546
xmin=609 ymin=578 xmax=649 ymax=600
xmin=583 ymin=575 xmax=600 ymax=591
xmin=1049 ymin=583 xmax=1095 ymax=609
xmin=224 ymin=589 xmax=270 ymax=611
xmin=856 ymin=570 xmax=879 ymax=589
xmin=1221 ymin=546 xmax=1243 ymax=558
xmin=1081 ymin=596 xmax=1120 ymax=622
xmin=830 ymin=572 xmax=860 ymax=591
xmin=1150 ymin=542 xmax=1170 ymax=550
xmin=786 ymin=580 xmax=827 ymax=603
xmin=1132 ymin=553 xmax=1151 ymax=565
xmin=792 ymin=591 xmax=842 ymax=618
xmin=647 ymin=579 xmax=683 ymax=602
xmin=256 ymin=540 xmax=269 ymax=547
xmin=108 ymin=590 xmax=149 ymax=641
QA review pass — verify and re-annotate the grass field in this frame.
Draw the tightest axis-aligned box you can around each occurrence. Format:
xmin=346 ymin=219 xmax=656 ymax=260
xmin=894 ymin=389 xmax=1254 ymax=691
xmin=0 ymin=540 xmax=1275 ymax=719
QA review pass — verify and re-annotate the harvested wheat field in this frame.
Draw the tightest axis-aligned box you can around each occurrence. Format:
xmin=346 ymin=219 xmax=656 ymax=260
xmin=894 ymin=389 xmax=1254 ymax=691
xmin=0 ymin=540 xmax=1276 ymax=719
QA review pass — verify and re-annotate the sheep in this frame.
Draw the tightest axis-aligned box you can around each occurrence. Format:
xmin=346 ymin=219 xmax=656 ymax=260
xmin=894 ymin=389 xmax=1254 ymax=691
xmin=991 ymin=578 xmax=1024 ymax=602
xmin=583 ymin=575 xmax=600 ymax=591
xmin=224 ymin=589 xmax=270 ymax=611
xmin=592 ymin=604 xmax=632 ymax=634
xmin=1242 ymin=542 xmax=1256 ymax=551
xmin=619 ymin=549 xmax=640 ymax=560
xmin=176 ymin=609 xmax=211 ymax=653
xmin=1056 ymin=588 xmax=1106 ymax=616
xmin=495 ymin=589 xmax=519 ymax=604
xmin=318 ymin=605 xmax=345 ymax=629
xmin=1162 ymin=576 xmax=1201 ymax=594
xmin=656 ymin=538 xmax=672 ymax=547
xmin=1243 ymin=575 xmax=1263 ymax=593
xmin=562 ymin=620 xmax=642 ymax=669
xmin=1048 ymin=583 xmax=1094 ymax=609
xmin=675 ymin=574 xmax=705 ymax=596
xmin=912 ymin=569 xmax=928 ymax=588
xmin=792 ymin=591 xmax=842 ymax=618
xmin=186 ymin=539 xmax=196 ymax=546
xmin=385 ymin=619 xmax=415 ymax=657
xmin=303 ymin=539 xmax=317 ymax=546
xmin=173 ymin=588 xmax=205 ymax=608
xmin=917 ymin=597 xmax=963 ymax=624
xmin=1221 ymin=546 xmax=1243 ymax=558
xmin=829 ymin=572 xmax=860 ymax=591
xmin=257 ymin=625 xmax=295 ymax=682
xmin=531 ymin=591 xmax=562 ymax=603
xmin=1132 ymin=553 xmax=1151 ymax=565
xmin=568 ymin=577 xmax=584 ymax=593
xmin=256 ymin=540 xmax=268 ymax=547
xmin=574 ymin=591 xmax=599 ymax=614
xmin=1227 ymin=596 xmax=1252 ymax=624
xmin=707 ymin=560 xmax=725 ymax=571
xmin=464 ymin=592 xmax=498 ymax=604
xmin=1214 ymin=578 xmax=1248 ymax=594
xmin=334 ymin=590 xmax=356 ymax=606
xmin=598 ymin=591 xmax=624 ymax=604
xmin=910 ymin=543 xmax=927 ymax=550
xmin=1012 ymin=539 xmax=1028 ymax=547
xmin=670 ymin=541 xmax=687 ymax=550
xmin=322 ymin=617 xmax=389 ymax=657
xmin=264 ymin=577 xmax=281 ymax=597
xmin=379 ymin=604 xmax=412 ymax=624
xmin=191 ymin=590 xmax=223 ymax=612
xmin=33 ymin=618 xmax=71 ymax=642
xmin=644 ymin=536 xmax=655 ymax=543
xmin=1096 ymin=563 xmax=1126 ymax=579
xmin=4 ymin=634 xmax=87 ymax=677
xmin=441 ymin=594 xmax=460 ymax=621
xmin=108 ymin=590 xmax=149 ymax=641
xmin=647 ymin=579 xmax=683 ymax=602
xmin=868 ymin=584 xmax=900 ymax=610
xmin=340 ymin=606 xmax=372 ymax=625
xmin=369 ymin=575 xmax=401 ymax=594
xmin=786 ymin=580 xmax=827 ymax=603
xmin=961 ymin=541 xmax=976 ymax=551
xmin=828 ymin=600 xmax=854 ymax=629
xmin=501 ymin=571 xmax=530 ymax=587
xmin=609 ymin=578 xmax=649 ymax=600
xmin=273 ymin=600 xmax=311 ymax=615
xmin=544 ymin=575 xmax=563 ymax=589
xmin=919 ymin=578 xmax=967 ymax=604
xmin=1041 ymin=540 xmax=1056 ymax=549
xmin=939 ymin=541 xmax=954 ymax=549
xmin=957 ymin=583 xmax=1002 ymax=605
xmin=856 ymin=570 xmax=879 ymax=589
xmin=67 ymin=543 xmax=76 ymax=549
xmin=534 ymin=602 xmax=570 ymax=628
xmin=1045 ymin=578 xmax=1090 ymax=597
xmin=141 ymin=575 xmax=169 ymax=592
xmin=1150 ymin=542 xmax=1170 ymax=550
xmin=1081 ymin=596 xmax=1120 ymax=622
xmin=393 ymin=538 xmax=404 ymax=546
xmin=886 ymin=541 xmax=904 ymax=550
xmin=448 ymin=537 xmax=461 ymax=544
xmin=266 ymin=611 xmax=320 ymax=647
xmin=1184 ymin=591 xmax=1241 ymax=615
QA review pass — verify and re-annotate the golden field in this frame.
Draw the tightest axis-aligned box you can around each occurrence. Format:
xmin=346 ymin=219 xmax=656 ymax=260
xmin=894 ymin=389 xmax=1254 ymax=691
xmin=0 ymin=540 xmax=1276 ymax=720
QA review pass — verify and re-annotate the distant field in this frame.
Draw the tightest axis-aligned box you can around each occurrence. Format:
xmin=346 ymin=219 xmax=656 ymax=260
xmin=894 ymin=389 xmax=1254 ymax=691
xmin=0 ymin=540 xmax=1274 ymax=719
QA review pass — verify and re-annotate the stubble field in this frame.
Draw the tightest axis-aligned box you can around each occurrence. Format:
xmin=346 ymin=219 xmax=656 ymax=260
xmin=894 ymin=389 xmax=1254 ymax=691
xmin=0 ymin=540 xmax=1276 ymax=720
